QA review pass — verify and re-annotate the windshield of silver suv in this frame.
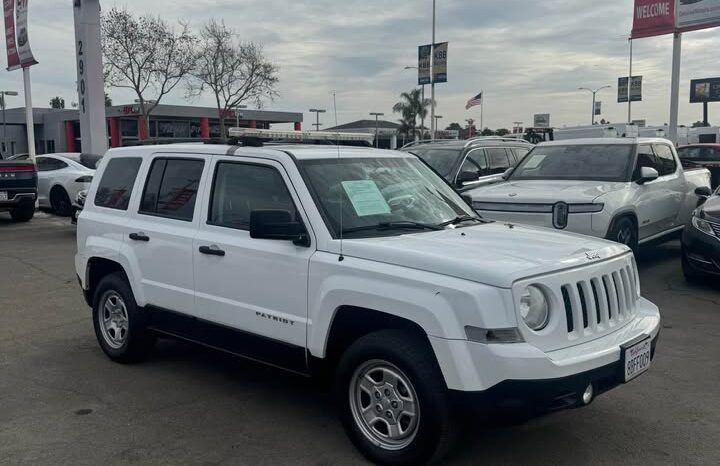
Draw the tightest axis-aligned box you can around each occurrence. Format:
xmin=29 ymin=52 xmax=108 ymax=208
xmin=301 ymin=156 xmax=481 ymax=237
xmin=510 ymin=144 xmax=634 ymax=182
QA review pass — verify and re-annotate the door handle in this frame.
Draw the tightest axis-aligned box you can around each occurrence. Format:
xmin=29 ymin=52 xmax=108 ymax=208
xmin=129 ymin=232 xmax=150 ymax=242
xmin=199 ymin=245 xmax=225 ymax=257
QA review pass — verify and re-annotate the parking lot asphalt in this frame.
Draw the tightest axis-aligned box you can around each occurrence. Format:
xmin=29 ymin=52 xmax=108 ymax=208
xmin=0 ymin=213 xmax=718 ymax=466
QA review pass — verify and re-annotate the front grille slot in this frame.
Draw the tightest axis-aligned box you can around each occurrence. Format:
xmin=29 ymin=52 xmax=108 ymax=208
xmin=558 ymin=263 xmax=638 ymax=339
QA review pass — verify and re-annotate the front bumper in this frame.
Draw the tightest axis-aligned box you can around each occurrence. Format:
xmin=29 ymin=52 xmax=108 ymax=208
xmin=682 ymin=221 xmax=720 ymax=275
xmin=452 ymin=334 xmax=658 ymax=413
xmin=429 ymin=297 xmax=661 ymax=392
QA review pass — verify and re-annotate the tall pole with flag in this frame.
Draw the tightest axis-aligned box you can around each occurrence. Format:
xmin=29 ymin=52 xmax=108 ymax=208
xmin=430 ymin=0 xmax=436 ymax=140
xmin=465 ymin=91 xmax=483 ymax=134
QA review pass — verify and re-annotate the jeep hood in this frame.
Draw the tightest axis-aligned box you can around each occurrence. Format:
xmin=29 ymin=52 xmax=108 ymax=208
xmin=340 ymin=222 xmax=629 ymax=288
xmin=467 ymin=180 xmax=627 ymax=204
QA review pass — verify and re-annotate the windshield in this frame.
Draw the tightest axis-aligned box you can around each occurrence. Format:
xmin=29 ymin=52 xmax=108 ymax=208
xmin=510 ymin=144 xmax=634 ymax=182
xmin=408 ymin=148 xmax=462 ymax=179
xmin=301 ymin=157 xmax=480 ymax=238
xmin=678 ymin=146 xmax=720 ymax=161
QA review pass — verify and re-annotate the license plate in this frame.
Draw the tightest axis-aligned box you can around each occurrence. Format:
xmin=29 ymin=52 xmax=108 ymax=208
xmin=621 ymin=336 xmax=652 ymax=382
xmin=0 ymin=191 xmax=7 ymax=201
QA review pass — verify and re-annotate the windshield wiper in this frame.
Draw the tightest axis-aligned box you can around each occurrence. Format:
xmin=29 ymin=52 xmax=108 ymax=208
xmin=342 ymin=221 xmax=443 ymax=235
xmin=437 ymin=215 xmax=485 ymax=227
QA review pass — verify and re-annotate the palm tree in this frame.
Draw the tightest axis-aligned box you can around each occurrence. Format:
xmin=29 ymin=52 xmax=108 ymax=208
xmin=393 ymin=89 xmax=431 ymax=140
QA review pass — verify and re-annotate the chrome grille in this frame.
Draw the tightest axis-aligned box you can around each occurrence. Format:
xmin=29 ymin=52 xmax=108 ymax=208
xmin=710 ymin=221 xmax=720 ymax=237
xmin=560 ymin=263 xmax=638 ymax=337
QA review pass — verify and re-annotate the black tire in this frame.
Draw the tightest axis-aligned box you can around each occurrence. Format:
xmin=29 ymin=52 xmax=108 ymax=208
xmin=9 ymin=203 xmax=34 ymax=222
xmin=50 ymin=187 xmax=72 ymax=216
xmin=335 ymin=330 xmax=457 ymax=466
xmin=681 ymin=247 xmax=705 ymax=283
xmin=92 ymin=272 xmax=155 ymax=363
xmin=608 ymin=216 xmax=638 ymax=252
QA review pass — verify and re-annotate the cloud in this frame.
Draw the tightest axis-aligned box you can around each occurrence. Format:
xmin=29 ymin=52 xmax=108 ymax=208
xmin=0 ymin=0 xmax=716 ymax=130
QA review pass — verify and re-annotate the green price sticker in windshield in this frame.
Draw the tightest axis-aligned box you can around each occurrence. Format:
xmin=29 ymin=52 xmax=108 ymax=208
xmin=341 ymin=180 xmax=391 ymax=217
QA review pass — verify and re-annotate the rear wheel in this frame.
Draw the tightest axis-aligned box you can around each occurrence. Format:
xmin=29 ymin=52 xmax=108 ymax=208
xmin=92 ymin=273 xmax=155 ymax=363
xmin=608 ymin=216 xmax=638 ymax=252
xmin=10 ymin=203 xmax=34 ymax=222
xmin=50 ymin=187 xmax=71 ymax=216
xmin=335 ymin=330 xmax=456 ymax=466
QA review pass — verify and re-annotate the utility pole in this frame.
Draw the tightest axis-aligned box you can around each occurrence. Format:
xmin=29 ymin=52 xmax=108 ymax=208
xmin=578 ymin=85 xmax=611 ymax=125
xmin=309 ymin=108 xmax=326 ymax=131
xmin=628 ymin=38 xmax=633 ymax=124
xmin=433 ymin=115 xmax=443 ymax=139
xmin=1 ymin=91 xmax=18 ymax=157
xmin=369 ymin=112 xmax=384 ymax=148
xmin=430 ymin=0 xmax=436 ymax=141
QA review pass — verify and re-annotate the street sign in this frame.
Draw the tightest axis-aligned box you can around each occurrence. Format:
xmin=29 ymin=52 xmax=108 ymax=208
xmin=432 ymin=42 xmax=448 ymax=84
xmin=533 ymin=113 xmax=550 ymax=128
xmin=595 ymin=101 xmax=602 ymax=116
xmin=690 ymin=77 xmax=720 ymax=103
xmin=418 ymin=45 xmax=431 ymax=85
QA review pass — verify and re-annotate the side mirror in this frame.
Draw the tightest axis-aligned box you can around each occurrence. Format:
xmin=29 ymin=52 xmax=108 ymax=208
xmin=502 ymin=168 xmax=513 ymax=180
xmin=458 ymin=171 xmax=480 ymax=184
xmin=695 ymin=186 xmax=712 ymax=198
xmin=249 ymin=210 xmax=309 ymax=246
xmin=637 ymin=166 xmax=659 ymax=184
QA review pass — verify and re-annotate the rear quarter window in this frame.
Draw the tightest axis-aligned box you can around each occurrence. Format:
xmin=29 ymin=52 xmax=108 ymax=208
xmin=94 ymin=157 xmax=142 ymax=210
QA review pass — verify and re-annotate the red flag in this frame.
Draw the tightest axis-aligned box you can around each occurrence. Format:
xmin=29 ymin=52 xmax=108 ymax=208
xmin=4 ymin=0 xmax=20 ymax=70
xmin=631 ymin=0 xmax=676 ymax=39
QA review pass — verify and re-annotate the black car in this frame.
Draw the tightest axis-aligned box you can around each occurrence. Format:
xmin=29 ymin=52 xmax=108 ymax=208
xmin=402 ymin=137 xmax=534 ymax=191
xmin=677 ymin=144 xmax=720 ymax=189
xmin=0 ymin=159 xmax=37 ymax=222
xmin=682 ymin=186 xmax=720 ymax=281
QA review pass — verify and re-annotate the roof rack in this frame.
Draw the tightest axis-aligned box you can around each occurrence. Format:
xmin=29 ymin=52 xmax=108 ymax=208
xmin=400 ymin=139 xmax=457 ymax=150
xmin=227 ymin=127 xmax=374 ymax=146
xmin=463 ymin=136 xmax=533 ymax=148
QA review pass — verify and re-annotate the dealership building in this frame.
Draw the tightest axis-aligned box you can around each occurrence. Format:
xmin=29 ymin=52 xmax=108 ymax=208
xmin=0 ymin=104 xmax=304 ymax=157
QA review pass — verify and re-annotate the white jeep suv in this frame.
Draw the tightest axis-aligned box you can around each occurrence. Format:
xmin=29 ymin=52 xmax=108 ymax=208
xmin=75 ymin=142 xmax=660 ymax=466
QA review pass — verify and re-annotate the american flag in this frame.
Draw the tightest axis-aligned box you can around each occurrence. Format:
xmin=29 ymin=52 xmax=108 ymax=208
xmin=465 ymin=92 xmax=483 ymax=110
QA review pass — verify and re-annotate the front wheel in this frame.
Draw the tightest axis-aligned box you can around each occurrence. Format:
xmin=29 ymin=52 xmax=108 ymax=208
xmin=608 ymin=217 xmax=638 ymax=252
xmin=335 ymin=330 xmax=456 ymax=466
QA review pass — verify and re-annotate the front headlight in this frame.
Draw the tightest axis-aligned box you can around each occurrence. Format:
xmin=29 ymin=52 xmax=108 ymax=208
xmin=519 ymin=285 xmax=550 ymax=331
xmin=692 ymin=215 xmax=717 ymax=237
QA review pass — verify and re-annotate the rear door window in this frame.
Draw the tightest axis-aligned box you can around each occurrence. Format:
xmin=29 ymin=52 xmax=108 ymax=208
xmin=653 ymin=145 xmax=677 ymax=176
xmin=139 ymin=158 xmax=205 ymax=221
xmin=36 ymin=157 xmax=68 ymax=172
xmin=94 ymin=158 xmax=142 ymax=210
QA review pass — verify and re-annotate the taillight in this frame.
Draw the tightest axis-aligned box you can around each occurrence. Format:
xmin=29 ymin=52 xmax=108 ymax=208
xmin=75 ymin=175 xmax=93 ymax=183
xmin=0 ymin=165 xmax=35 ymax=172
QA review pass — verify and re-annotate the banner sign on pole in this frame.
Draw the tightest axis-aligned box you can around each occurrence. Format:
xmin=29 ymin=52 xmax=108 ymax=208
xmin=533 ymin=113 xmax=550 ymax=128
xmin=595 ymin=101 xmax=602 ymax=116
xmin=418 ymin=45 xmax=431 ymax=85
xmin=678 ymin=0 xmax=720 ymax=32
xmin=689 ymin=77 xmax=720 ymax=103
xmin=3 ymin=0 xmax=19 ymax=70
xmin=631 ymin=0 xmax=676 ymax=38
xmin=618 ymin=76 xmax=643 ymax=102
xmin=4 ymin=0 xmax=36 ymax=71
xmin=432 ymin=42 xmax=448 ymax=84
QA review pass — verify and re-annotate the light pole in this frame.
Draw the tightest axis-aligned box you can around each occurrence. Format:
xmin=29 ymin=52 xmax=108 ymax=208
xmin=404 ymin=66 xmax=426 ymax=139
xmin=235 ymin=104 xmax=248 ymax=128
xmin=1 ymin=91 xmax=18 ymax=157
xmin=433 ymin=115 xmax=443 ymax=139
xmin=578 ymin=86 xmax=611 ymax=125
xmin=430 ymin=0 xmax=436 ymax=141
xmin=309 ymin=109 xmax=326 ymax=131
xmin=369 ymin=112 xmax=384 ymax=148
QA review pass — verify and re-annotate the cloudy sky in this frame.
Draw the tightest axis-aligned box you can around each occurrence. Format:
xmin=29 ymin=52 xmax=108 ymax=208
xmin=1 ymin=0 xmax=718 ymax=130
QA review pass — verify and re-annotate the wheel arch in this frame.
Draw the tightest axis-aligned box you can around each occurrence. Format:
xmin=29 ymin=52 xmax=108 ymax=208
xmin=606 ymin=210 xmax=638 ymax=238
xmin=84 ymin=257 xmax=130 ymax=308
